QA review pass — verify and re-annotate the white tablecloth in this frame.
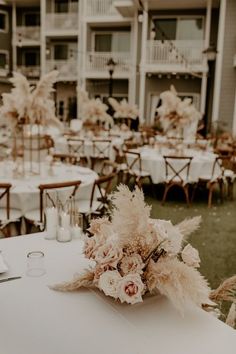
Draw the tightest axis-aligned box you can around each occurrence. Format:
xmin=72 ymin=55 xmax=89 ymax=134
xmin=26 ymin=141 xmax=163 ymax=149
xmin=133 ymin=146 xmax=217 ymax=184
xmin=0 ymin=161 xmax=98 ymax=214
xmin=0 ymin=233 xmax=236 ymax=354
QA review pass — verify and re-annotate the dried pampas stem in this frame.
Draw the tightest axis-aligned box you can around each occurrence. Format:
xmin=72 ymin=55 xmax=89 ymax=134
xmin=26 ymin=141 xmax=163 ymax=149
xmin=50 ymin=271 xmax=94 ymax=292
xmin=177 ymin=216 xmax=202 ymax=239
xmin=226 ymin=303 xmax=236 ymax=328
xmin=210 ymin=275 xmax=236 ymax=303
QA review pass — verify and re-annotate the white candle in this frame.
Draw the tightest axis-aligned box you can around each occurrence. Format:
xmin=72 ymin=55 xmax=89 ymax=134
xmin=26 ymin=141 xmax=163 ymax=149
xmin=57 ymin=227 xmax=71 ymax=242
xmin=61 ymin=212 xmax=70 ymax=230
xmin=71 ymin=225 xmax=82 ymax=239
xmin=45 ymin=207 xmax=58 ymax=240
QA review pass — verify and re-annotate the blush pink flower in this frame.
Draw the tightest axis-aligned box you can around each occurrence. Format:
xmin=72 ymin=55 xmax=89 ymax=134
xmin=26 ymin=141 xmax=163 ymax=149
xmin=98 ymin=270 xmax=121 ymax=298
xmin=118 ymin=274 xmax=144 ymax=304
xmin=94 ymin=242 xmax=123 ymax=268
xmin=119 ymin=254 xmax=144 ymax=276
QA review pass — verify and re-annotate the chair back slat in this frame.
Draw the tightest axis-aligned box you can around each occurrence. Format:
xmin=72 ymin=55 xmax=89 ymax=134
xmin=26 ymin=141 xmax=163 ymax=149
xmin=163 ymin=156 xmax=193 ymax=184
xmin=90 ymin=173 xmax=115 ymax=211
xmin=123 ymin=150 xmax=142 ymax=174
xmin=0 ymin=183 xmax=11 ymax=220
xmin=38 ymin=180 xmax=81 ymax=223
xmin=67 ymin=138 xmax=85 ymax=156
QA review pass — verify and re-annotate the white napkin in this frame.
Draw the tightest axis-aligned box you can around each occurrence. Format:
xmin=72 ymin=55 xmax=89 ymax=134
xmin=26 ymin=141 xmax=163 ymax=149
xmin=0 ymin=254 xmax=8 ymax=273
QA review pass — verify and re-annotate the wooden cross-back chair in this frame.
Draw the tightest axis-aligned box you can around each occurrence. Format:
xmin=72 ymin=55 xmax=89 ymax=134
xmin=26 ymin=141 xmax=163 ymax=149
xmin=194 ymin=155 xmax=235 ymax=207
xmin=67 ymin=138 xmax=88 ymax=166
xmin=0 ymin=183 xmax=22 ymax=237
xmin=162 ymin=156 xmax=193 ymax=206
xmin=79 ymin=173 xmax=116 ymax=224
xmin=24 ymin=180 xmax=81 ymax=232
xmin=100 ymin=160 xmax=118 ymax=177
xmin=122 ymin=150 xmax=153 ymax=189
xmin=90 ymin=139 xmax=111 ymax=170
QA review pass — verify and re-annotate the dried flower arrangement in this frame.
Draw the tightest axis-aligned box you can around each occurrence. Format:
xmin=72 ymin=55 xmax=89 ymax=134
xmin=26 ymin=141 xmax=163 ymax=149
xmin=108 ymin=97 xmax=139 ymax=120
xmin=0 ymin=71 xmax=63 ymax=130
xmin=156 ymin=85 xmax=202 ymax=134
xmin=51 ymin=185 xmax=236 ymax=327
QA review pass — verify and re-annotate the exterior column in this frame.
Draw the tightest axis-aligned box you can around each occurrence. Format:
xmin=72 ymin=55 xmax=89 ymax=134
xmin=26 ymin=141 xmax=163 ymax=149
xmin=128 ymin=10 xmax=138 ymax=105
xmin=212 ymin=0 xmax=227 ymax=123
xmin=200 ymin=72 xmax=208 ymax=114
xmin=233 ymin=87 xmax=236 ymax=137
xmin=139 ymin=5 xmax=148 ymax=122
xmin=200 ymin=0 xmax=212 ymax=114
xmin=40 ymin=0 xmax=46 ymax=76
xmin=12 ymin=2 xmax=17 ymax=72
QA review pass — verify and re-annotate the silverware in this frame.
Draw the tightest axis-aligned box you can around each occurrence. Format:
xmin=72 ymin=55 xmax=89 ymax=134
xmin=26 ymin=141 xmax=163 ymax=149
xmin=0 ymin=276 xmax=22 ymax=283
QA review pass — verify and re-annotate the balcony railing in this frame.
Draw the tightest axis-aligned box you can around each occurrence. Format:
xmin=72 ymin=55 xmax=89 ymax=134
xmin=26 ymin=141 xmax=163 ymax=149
xmin=16 ymin=26 xmax=40 ymax=43
xmin=46 ymin=60 xmax=77 ymax=81
xmin=86 ymin=52 xmax=130 ymax=76
xmin=45 ymin=13 xmax=78 ymax=32
xmin=146 ymin=40 xmax=204 ymax=68
xmin=17 ymin=66 xmax=40 ymax=78
xmin=86 ymin=0 xmax=120 ymax=17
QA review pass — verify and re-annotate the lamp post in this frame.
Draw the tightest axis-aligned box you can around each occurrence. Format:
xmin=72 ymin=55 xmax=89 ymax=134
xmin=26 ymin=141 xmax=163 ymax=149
xmin=106 ymin=57 xmax=116 ymax=98
xmin=54 ymin=65 xmax=58 ymax=116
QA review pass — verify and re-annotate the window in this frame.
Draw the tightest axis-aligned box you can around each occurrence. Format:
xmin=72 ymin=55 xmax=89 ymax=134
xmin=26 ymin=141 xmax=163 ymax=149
xmin=0 ymin=11 xmax=8 ymax=33
xmin=54 ymin=44 xmax=68 ymax=60
xmin=24 ymin=13 xmax=40 ymax=26
xmin=55 ymin=0 xmax=69 ymax=13
xmin=24 ymin=51 xmax=40 ymax=66
xmin=0 ymin=52 xmax=7 ymax=69
xmin=94 ymin=32 xmax=130 ymax=52
xmin=153 ymin=17 xmax=204 ymax=41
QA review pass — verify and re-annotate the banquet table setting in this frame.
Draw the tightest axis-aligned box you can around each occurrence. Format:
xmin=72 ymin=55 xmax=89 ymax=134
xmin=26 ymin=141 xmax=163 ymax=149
xmin=129 ymin=145 xmax=219 ymax=184
xmin=0 ymin=160 xmax=98 ymax=215
xmin=0 ymin=232 xmax=236 ymax=354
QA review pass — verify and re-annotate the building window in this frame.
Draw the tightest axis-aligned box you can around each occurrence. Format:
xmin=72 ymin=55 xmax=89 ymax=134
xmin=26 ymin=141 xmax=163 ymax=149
xmin=54 ymin=0 xmax=78 ymax=13
xmin=0 ymin=11 xmax=9 ymax=33
xmin=0 ymin=52 xmax=8 ymax=69
xmin=54 ymin=44 xmax=68 ymax=60
xmin=24 ymin=13 xmax=40 ymax=26
xmin=94 ymin=32 xmax=130 ymax=52
xmin=24 ymin=51 xmax=40 ymax=66
xmin=153 ymin=17 xmax=204 ymax=41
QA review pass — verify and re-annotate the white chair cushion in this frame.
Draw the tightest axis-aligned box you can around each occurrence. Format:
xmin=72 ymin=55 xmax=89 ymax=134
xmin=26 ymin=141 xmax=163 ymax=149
xmin=132 ymin=169 xmax=150 ymax=177
xmin=24 ymin=209 xmax=40 ymax=223
xmin=78 ymin=200 xmax=102 ymax=214
xmin=0 ymin=208 xmax=22 ymax=222
xmin=224 ymin=169 xmax=235 ymax=180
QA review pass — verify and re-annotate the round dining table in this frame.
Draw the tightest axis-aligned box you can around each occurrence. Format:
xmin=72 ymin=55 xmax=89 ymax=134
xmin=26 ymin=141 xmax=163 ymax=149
xmin=129 ymin=146 xmax=218 ymax=184
xmin=0 ymin=160 xmax=98 ymax=215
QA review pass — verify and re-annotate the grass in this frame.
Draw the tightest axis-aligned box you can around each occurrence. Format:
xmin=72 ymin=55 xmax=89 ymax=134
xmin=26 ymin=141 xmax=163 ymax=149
xmin=144 ymin=184 xmax=236 ymax=292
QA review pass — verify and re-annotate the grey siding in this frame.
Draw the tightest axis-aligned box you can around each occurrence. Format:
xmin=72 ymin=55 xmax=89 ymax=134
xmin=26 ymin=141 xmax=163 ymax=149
xmin=218 ymin=0 xmax=236 ymax=131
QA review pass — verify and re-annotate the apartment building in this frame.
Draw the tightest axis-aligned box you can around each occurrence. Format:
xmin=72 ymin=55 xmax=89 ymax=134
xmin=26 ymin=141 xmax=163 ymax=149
xmin=0 ymin=0 xmax=235 ymax=135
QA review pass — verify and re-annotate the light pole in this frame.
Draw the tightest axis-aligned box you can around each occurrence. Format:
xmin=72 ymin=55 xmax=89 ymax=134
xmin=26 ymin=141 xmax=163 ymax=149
xmin=54 ymin=65 xmax=58 ymax=116
xmin=106 ymin=57 xmax=116 ymax=98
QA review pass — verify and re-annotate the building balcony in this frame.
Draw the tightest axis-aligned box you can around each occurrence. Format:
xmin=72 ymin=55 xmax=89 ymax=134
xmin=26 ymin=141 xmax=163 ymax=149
xmin=17 ymin=66 xmax=40 ymax=78
xmin=113 ymin=0 xmax=136 ymax=17
xmin=86 ymin=52 xmax=131 ymax=78
xmin=0 ymin=68 xmax=9 ymax=77
xmin=85 ymin=0 xmax=128 ymax=22
xmin=46 ymin=59 xmax=77 ymax=81
xmin=145 ymin=40 xmax=207 ymax=73
xmin=45 ymin=13 xmax=78 ymax=35
xmin=16 ymin=26 xmax=40 ymax=46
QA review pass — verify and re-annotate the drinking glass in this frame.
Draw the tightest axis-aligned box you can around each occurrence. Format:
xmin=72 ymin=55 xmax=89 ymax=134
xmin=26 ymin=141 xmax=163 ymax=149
xmin=26 ymin=251 xmax=46 ymax=277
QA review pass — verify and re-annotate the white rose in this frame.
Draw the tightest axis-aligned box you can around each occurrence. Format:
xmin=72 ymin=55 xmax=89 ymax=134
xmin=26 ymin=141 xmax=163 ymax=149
xmin=94 ymin=242 xmax=123 ymax=268
xmin=98 ymin=270 xmax=121 ymax=298
xmin=118 ymin=274 xmax=144 ymax=305
xmin=120 ymin=254 xmax=144 ymax=276
xmin=181 ymin=244 xmax=200 ymax=268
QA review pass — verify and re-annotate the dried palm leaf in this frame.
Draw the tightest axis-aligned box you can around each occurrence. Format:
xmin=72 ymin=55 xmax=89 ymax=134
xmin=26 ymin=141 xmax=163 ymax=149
xmin=50 ymin=271 xmax=94 ymax=292
xmin=210 ymin=275 xmax=236 ymax=303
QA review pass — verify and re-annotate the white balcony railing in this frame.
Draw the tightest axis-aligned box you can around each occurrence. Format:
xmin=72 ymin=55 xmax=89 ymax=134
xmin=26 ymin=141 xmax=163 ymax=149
xmin=45 ymin=13 xmax=78 ymax=32
xmin=46 ymin=60 xmax=77 ymax=81
xmin=16 ymin=26 xmax=40 ymax=43
xmin=86 ymin=52 xmax=130 ymax=75
xmin=86 ymin=0 xmax=119 ymax=17
xmin=17 ymin=66 xmax=40 ymax=78
xmin=146 ymin=40 xmax=204 ymax=67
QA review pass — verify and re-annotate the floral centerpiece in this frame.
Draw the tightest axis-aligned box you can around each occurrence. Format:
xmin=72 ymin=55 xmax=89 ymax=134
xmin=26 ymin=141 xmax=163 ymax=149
xmin=0 ymin=71 xmax=63 ymax=174
xmin=156 ymin=85 xmax=202 ymax=140
xmin=52 ymin=185 xmax=236 ymax=326
xmin=77 ymin=87 xmax=113 ymax=129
